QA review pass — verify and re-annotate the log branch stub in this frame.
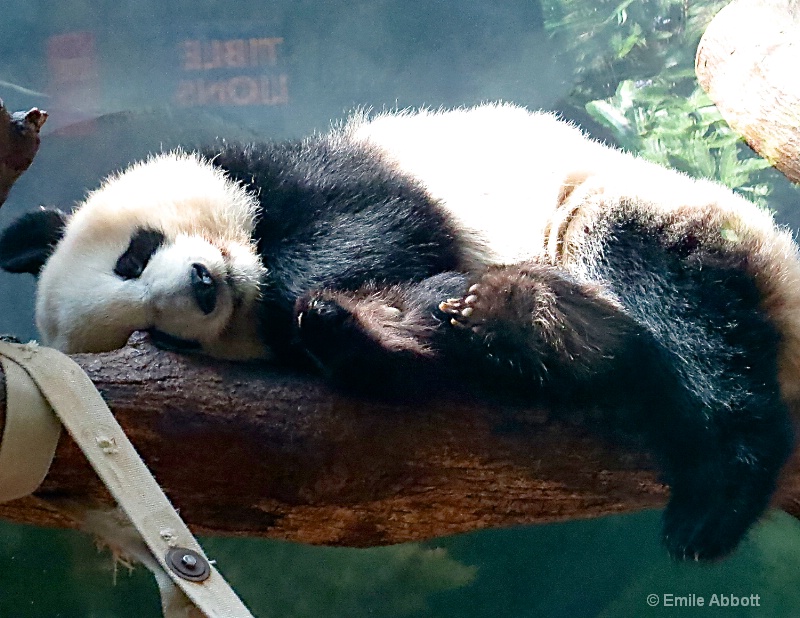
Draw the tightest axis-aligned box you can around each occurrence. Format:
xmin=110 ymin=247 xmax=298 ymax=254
xmin=0 ymin=100 xmax=47 ymax=207
xmin=696 ymin=0 xmax=800 ymax=183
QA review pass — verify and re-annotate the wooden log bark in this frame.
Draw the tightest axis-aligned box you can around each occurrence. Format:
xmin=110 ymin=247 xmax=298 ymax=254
xmin=0 ymin=334 xmax=799 ymax=547
xmin=696 ymin=0 xmax=800 ymax=183
xmin=0 ymin=334 xmax=665 ymax=546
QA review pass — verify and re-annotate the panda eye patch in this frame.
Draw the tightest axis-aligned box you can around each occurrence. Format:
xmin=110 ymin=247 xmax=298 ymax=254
xmin=114 ymin=228 xmax=165 ymax=280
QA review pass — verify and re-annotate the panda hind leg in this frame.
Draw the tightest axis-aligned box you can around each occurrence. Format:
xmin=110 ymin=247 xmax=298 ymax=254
xmin=439 ymin=262 xmax=644 ymax=386
xmin=602 ymin=224 xmax=795 ymax=560
xmin=441 ymin=260 xmax=794 ymax=561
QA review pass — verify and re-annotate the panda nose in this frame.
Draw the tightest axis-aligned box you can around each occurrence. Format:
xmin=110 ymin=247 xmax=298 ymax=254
xmin=191 ymin=263 xmax=217 ymax=315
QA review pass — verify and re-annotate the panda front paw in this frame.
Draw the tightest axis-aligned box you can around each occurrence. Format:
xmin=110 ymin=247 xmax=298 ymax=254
xmin=296 ymin=295 xmax=351 ymax=335
xmin=296 ymin=289 xmax=414 ymax=377
xmin=295 ymin=288 xmax=436 ymax=394
xmin=295 ymin=293 xmax=359 ymax=372
xmin=439 ymin=283 xmax=485 ymax=333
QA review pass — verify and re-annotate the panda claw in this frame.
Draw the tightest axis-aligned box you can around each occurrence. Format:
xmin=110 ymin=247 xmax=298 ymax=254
xmin=441 ymin=284 xmax=486 ymax=329
xmin=439 ymin=299 xmax=463 ymax=314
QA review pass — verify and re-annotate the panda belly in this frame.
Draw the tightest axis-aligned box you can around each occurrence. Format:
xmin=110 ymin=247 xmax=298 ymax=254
xmin=347 ymin=104 xmax=609 ymax=266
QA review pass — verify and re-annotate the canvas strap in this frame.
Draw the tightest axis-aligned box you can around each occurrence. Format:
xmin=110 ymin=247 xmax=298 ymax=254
xmin=0 ymin=341 xmax=254 ymax=618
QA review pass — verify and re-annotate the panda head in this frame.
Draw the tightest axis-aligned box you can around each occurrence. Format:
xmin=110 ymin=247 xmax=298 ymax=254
xmin=0 ymin=152 xmax=268 ymax=359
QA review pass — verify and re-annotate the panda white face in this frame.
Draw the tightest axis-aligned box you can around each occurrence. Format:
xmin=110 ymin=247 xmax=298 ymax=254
xmin=38 ymin=227 xmax=247 ymax=356
xmin=24 ymin=152 xmax=269 ymax=359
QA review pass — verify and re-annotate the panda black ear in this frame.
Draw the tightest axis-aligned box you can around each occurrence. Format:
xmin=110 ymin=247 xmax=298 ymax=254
xmin=0 ymin=208 xmax=68 ymax=275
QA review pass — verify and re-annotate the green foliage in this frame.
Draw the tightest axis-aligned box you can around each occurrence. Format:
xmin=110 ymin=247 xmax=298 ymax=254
xmin=585 ymin=79 xmax=773 ymax=202
xmin=541 ymin=0 xmax=781 ymax=205
xmin=540 ymin=0 xmax=728 ymax=100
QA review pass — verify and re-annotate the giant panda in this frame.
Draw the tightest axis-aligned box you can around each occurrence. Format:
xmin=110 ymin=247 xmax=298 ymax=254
xmin=1 ymin=103 xmax=799 ymax=562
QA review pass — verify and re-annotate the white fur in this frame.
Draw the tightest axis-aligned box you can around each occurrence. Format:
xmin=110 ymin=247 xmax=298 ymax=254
xmin=344 ymin=103 xmax=622 ymax=264
xmin=37 ymin=152 xmax=266 ymax=358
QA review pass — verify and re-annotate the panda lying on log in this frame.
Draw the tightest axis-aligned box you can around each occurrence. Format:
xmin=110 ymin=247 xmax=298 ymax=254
xmin=1 ymin=103 xmax=798 ymax=561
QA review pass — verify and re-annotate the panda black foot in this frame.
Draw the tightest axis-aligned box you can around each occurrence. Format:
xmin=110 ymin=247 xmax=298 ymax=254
xmin=295 ymin=294 xmax=364 ymax=374
xmin=296 ymin=295 xmax=351 ymax=336
xmin=662 ymin=494 xmax=746 ymax=561
xmin=660 ymin=439 xmax=789 ymax=561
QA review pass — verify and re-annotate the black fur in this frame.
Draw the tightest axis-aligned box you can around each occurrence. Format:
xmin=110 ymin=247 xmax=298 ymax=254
xmin=0 ymin=208 xmax=66 ymax=275
xmin=207 ymin=139 xmax=466 ymax=361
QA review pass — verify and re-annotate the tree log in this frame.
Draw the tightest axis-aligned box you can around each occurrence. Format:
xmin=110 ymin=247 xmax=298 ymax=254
xmin=0 ymin=100 xmax=47 ymax=207
xmin=0 ymin=333 xmax=799 ymax=547
xmin=696 ymin=0 xmax=800 ymax=183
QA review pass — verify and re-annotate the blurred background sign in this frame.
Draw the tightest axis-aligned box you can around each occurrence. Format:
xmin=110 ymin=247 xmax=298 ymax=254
xmin=173 ymin=27 xmax=289 ymax=108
